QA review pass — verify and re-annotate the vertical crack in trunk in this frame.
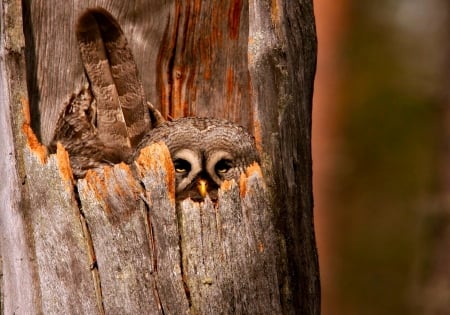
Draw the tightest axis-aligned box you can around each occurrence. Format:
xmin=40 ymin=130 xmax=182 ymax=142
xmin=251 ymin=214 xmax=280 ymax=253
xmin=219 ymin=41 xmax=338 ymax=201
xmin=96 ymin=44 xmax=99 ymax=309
xmin=73 ymin=184 xmax=105 ymax=315
xmin=176 ymin=203 xmax=192 ymax=308
xmin=157 ymin=3 xmax=181 ymax=120
xmin=152 ymin=281 xmax=166 ymax=315
xmin=141 ymin=193 xmax=158 ymax=272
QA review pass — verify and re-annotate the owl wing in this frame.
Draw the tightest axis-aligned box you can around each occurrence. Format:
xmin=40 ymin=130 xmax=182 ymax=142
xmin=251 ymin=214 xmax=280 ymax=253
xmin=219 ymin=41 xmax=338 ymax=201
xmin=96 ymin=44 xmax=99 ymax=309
xmin=51 ymin=9 xmax=162 ymax=177
xmin=76 ymin=8 xmax=151 ymax=150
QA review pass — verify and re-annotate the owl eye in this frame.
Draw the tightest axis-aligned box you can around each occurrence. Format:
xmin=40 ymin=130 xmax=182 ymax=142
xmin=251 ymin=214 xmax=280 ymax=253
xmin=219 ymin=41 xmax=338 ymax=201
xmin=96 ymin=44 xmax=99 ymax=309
xmin=174 ymin=159 xmax=191 ymax=174
xmin=215 ymin=159 xmax=232 ymax=174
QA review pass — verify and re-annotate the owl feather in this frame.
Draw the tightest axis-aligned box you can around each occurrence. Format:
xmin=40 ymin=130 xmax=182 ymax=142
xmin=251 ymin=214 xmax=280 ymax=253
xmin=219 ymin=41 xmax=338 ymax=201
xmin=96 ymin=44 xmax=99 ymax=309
xmin=51 ymin=8 xmax=161 ymax=177
xmin=51 ymin=8 xmax=259 ymax=203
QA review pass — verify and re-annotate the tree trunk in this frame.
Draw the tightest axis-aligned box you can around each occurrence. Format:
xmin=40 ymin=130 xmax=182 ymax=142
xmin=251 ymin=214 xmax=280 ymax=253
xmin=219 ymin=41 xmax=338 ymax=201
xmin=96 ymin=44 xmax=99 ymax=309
xmin=0 ymin=0 xmax=319 ymax=314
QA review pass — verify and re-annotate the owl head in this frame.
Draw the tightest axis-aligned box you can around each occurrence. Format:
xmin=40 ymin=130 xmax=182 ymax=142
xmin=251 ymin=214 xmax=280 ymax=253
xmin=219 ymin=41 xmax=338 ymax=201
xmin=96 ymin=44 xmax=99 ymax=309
xmin=139 ymin=117 xmax=259 ymax=202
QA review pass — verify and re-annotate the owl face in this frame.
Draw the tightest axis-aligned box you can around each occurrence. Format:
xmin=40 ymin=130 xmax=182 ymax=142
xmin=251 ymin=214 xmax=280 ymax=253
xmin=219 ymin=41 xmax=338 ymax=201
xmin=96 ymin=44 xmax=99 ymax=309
xmin=172 ymin=147 xmax=238 ymax=201
xmin=138 ymin=117 xmax=259 ymax=202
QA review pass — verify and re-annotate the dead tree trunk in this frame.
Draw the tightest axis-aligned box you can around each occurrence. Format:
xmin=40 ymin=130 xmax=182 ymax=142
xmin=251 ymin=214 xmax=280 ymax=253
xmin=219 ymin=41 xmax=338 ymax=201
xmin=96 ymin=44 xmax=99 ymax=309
xmin=1 ymin=0 xmax=319 ymax=314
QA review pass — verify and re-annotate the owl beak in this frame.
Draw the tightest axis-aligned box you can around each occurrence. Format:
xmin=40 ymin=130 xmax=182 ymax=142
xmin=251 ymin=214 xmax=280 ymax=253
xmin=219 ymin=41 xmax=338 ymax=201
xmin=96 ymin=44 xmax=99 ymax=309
xmin=197 ymin=179 xmax=208 ymax=198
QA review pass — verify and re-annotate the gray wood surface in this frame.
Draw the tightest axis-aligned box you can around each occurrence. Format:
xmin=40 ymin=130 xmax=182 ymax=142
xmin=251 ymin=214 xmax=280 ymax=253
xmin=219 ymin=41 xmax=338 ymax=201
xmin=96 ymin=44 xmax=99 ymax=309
xmin=24 ymin=0 xmax=171 ymax=145
xmin=248 ymin=1 xmax=320 ymax=313
xmin=1 ymin=0 xmax=40 ymax=313
xmin=1 ymin=0 xmax=319 ymax=313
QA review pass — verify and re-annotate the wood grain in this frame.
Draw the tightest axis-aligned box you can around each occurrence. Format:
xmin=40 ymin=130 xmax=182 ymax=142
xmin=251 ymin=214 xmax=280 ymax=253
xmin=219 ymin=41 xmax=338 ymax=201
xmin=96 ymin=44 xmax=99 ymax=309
xmin=157 ymin=1 xmax=253 ymax=131
xmin=248 ymin=0 xmax=320 ymax=313
xmin=23 ymin=0 xmax=171 ymax=145
xmin=2 ymin=1 xmax=319 ymax=313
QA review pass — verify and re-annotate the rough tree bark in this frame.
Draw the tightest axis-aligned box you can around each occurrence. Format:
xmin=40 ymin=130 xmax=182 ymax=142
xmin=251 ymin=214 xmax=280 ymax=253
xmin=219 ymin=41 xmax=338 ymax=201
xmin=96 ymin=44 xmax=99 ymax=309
xmin=0 ymin=0 xmax=318 ymax=314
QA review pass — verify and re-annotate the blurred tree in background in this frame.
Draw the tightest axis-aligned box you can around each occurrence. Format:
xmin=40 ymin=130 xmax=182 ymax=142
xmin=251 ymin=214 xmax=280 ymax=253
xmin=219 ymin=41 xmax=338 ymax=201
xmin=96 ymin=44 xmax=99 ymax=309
xmin=313 ymin=0 xmax=449 ymax=314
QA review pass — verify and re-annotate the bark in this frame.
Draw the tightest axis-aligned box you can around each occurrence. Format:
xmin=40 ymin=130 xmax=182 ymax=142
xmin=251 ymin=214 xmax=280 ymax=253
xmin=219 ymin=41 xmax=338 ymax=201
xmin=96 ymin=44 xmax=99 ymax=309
xmin=1 ymin=0 xmax=318 ymax=314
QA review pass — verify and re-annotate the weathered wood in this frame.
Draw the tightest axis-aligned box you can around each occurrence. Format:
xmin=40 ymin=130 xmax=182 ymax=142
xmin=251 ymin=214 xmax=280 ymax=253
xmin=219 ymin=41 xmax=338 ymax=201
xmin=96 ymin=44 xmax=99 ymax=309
xmin=2 ymin=0 xmax=319 ymax=313
xmin=0 ymin=0 xmax=41 ymax=313
xmin=157 ymin=1 xmax=253 ymax=130
xmin=178 ymin=166 xmax=280 ymax=314
xmin=23 ymin=0 xmax=254 ymax=143
xmin=23 ymin=0 xmax=172 ymax=145
xmin=78 ymin=165 xmax=157 ymax=314
xmin=24 ymin=142 xmax=98 ymax=314
xmin=248 ymin=1 xmax=320 ymax=313
xmin=134 ymin=145 xmax=190 ymax=315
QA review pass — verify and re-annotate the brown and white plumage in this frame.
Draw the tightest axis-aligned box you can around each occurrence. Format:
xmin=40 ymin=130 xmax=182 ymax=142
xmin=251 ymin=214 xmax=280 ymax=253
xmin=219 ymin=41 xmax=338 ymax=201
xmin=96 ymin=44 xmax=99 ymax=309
xmin=51 ymin=8 xmax=259 ymax=202
xmin=76 ymin=8 xmax=151 ymax=149
xmin=51 ymin=8 xmax=160 ymax=177
xmin=136 ymin=117 xmax=259 ymax=201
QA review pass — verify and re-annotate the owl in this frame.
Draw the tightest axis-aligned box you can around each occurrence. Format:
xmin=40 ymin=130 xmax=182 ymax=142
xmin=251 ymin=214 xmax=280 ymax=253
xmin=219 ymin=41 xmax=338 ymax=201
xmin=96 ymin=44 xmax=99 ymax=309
xmin=136 ymin=117 xmax=259 ymax=202
xmin=51 ymin=8 xmax=259 ymax=202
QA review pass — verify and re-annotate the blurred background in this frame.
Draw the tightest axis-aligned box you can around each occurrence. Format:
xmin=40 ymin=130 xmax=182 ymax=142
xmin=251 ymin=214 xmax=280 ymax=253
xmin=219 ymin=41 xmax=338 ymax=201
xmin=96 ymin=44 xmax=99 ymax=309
xmin=312 ymin=0 xmax=449 ymax=314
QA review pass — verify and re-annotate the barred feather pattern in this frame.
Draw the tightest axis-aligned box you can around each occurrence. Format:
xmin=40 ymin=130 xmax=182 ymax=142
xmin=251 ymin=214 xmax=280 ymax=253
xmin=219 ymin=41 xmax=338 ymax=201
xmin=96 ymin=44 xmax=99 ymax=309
xmin=51 ymin=8 xmax=259 ymax=202
xmin=50 ymin=8 xmax=159 ymax=178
